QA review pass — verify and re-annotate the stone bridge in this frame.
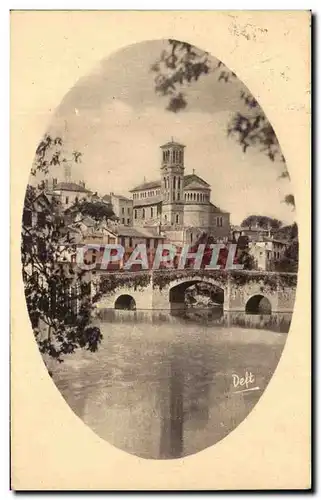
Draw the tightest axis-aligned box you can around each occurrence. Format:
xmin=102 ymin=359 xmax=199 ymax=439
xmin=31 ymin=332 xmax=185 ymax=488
xmin=89 ymin=269 xmax=297 ymax=313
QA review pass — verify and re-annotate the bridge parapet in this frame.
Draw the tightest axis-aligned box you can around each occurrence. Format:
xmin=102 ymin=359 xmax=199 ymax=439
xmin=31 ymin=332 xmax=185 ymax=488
xmin=90 ymin=269 xmax=297 ymax=313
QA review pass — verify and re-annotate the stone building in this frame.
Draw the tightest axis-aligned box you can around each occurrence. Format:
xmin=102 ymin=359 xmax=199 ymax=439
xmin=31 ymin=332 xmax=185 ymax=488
xmin=248 ymin=238 xmax=289 ymax=271
xmin=49 ymin=180 xmax=91 ymax=209
xmin=109 ymin=193 xmax=133 ymax=227
xmin=130 ymin=140 xmax=230 ymax=246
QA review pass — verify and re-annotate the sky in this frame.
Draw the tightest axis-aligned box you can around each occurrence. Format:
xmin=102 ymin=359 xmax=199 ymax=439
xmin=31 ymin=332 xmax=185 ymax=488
xmin=37 ymin=39 xmax=295 ymax=226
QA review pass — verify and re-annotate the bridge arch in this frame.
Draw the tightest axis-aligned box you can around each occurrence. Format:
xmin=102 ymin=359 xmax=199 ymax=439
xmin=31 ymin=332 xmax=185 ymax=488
xmin=168 ymin=278 xmax=226 ymax=310
xmin=245 ymin=294 xmax=272 ymax=314
xmin=114 ymin=294 xmax=136 ymax=310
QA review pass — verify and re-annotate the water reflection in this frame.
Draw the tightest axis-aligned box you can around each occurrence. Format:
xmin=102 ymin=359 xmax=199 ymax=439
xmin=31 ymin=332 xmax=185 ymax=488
xmin=48 ymin=308 xmax=290 ymax=459
xmin=96 ymin=307 xmax=292 ymax=334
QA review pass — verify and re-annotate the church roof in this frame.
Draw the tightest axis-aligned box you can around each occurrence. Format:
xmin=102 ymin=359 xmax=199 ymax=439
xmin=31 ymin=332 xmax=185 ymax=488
xmin=116 ymin=226 xmax=165 ymax=239
xmin=183 ymin=180 xmax=210 ymax=190
xmin=130 ymin=180 xmax=161 ymax=192
xmin=130 ymin=173 xmax=210 ymax=193
xmin=133 ymin=196 xmax=163 ymax=208
xmin=160 ymin=141 xmax=186 ymax=149
xmin=183 ymin=174 xmax=210 ymax=188
xmin=53 ymin=182 xmax=91 ymax=193
xmin=209 ymin=202 xmax=226 ymax=214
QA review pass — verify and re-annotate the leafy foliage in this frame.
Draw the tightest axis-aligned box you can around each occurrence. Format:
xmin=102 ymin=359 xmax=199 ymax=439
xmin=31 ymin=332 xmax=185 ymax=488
xmin=152 ymin=39 xmax=294 ymax=205
xmin=66 ymin=199 xmax=118 ymax=223
xmin=22 ymin=136 xmax=103 ymax=363
xmin=240 ymin=215 xmax=283 ymax=230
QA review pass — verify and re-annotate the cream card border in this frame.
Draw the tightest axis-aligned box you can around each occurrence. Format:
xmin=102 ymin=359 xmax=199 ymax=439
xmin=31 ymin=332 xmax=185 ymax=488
xmin=11 ymin=10 xmax=311 ymax=490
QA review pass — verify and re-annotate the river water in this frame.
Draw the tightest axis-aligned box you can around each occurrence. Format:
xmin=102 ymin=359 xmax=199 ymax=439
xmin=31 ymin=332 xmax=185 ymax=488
xmin=48 ymin=309 xmax=291 ymax=459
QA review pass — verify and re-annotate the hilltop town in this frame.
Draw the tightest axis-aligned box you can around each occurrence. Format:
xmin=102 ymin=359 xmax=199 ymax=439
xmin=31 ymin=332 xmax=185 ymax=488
xmin=24 ymin=139 xmax=298 ymax=272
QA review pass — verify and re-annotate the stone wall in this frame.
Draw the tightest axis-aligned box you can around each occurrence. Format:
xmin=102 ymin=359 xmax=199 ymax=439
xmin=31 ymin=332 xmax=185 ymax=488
xmin=92 ymin=270 xmax=297 ymax=313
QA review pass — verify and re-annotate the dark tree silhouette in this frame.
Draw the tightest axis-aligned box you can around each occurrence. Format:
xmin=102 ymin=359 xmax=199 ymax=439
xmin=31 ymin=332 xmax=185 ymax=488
xmin=151 ymin=39 xmax=294 ymax=207
xmin=66 ymin=199 xmax=118 ymax=223
xmin=240 ymin=215 xmax=283 ymax=229
xmin=22 ymin=136 xmax=103 ymax=363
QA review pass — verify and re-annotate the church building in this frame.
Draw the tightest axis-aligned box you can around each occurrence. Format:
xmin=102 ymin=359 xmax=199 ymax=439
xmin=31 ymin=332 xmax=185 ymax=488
xmin=130 ymin=140 xmax=230 ymax=246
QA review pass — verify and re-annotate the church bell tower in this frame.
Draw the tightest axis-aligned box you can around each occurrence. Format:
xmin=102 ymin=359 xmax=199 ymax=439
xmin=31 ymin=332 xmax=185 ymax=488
xmin=160 ymin=139 xmax=185 ymax=228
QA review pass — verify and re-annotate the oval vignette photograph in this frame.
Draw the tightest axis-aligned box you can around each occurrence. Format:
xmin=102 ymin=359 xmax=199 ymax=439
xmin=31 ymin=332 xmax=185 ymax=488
xmin=22 ymin=39 xmax=298 ymax=460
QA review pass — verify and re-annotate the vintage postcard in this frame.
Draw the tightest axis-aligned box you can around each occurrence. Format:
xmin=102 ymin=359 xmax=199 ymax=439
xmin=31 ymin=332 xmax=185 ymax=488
xmin=11 ymin=10 xmax=311 ymax=490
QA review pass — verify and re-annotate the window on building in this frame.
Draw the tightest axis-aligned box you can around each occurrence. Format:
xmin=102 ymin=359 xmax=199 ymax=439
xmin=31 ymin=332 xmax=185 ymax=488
xmin=197 ymin=193 xmax=199 ymax=202
xmin=129 ymin=237 xmax=133 ymax=247
xmin=122 ymin=207 xmax=125 ymax=214
xmin=65 ymin=196 xmax=69 ymax=205
xmin=177 ymin=192 xmax=180 ymax=201
xmin=193 ymin=193 xmax=196 ymax=201
xmin=127 ymin=218 xmax=130 ymax=225
xmin=75 ymin=196 xmax=79 ymax=204
xmin=151 ymin=207 xmax=153 ymax=218
xmin=142 ymin=208 xmax=145 ymax=219
xmin=134 ymin=210 xmax=137 ymax=219
xmin=178 ymin=177 xmax=180 ymax=189
xmin=190 ymin=233 xmax=193 ymax=243
xmin=173 ymin=192 xmax=175 ymax=201
xmin=175 ymin=214 xmax=179 ymax=224
xmin=122 ymin=218 xmax=125 ymax=224
xmin=164 ymin=215 xmax=167 ymax=222
xmin=173 ymin=176 xmax=176 ymax=189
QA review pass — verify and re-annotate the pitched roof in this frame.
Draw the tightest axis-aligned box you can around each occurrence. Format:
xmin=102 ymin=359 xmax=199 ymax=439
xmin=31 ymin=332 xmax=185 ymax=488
xmin=183 ymin=174 xmax=210 ymax=188
xmin=209 ymin=202 xmax=226 ymax=214
xmin=53 ymin=182 xmax=91 ymax=193
xmin=130 ymin=180 xmax=161 ymax=192
xmin=130 ymin=173 xmax=210 ymax=193
xmin=111 ymin=194 xmax=132 ymax=202
xmin=183 ymin=180 xmax=210 ymax=190
xmin=133 ymin=196 xmax=162 ymax=208
xmin=116 ymin=225 xmax=164 ymax=239
xmin=160 ymin=141 xmax=186 ymax=149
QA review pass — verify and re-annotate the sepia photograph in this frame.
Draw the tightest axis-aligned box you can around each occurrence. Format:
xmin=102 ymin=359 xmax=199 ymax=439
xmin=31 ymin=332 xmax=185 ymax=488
xmin=21 ymin=37 xmax=300 ymax=460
